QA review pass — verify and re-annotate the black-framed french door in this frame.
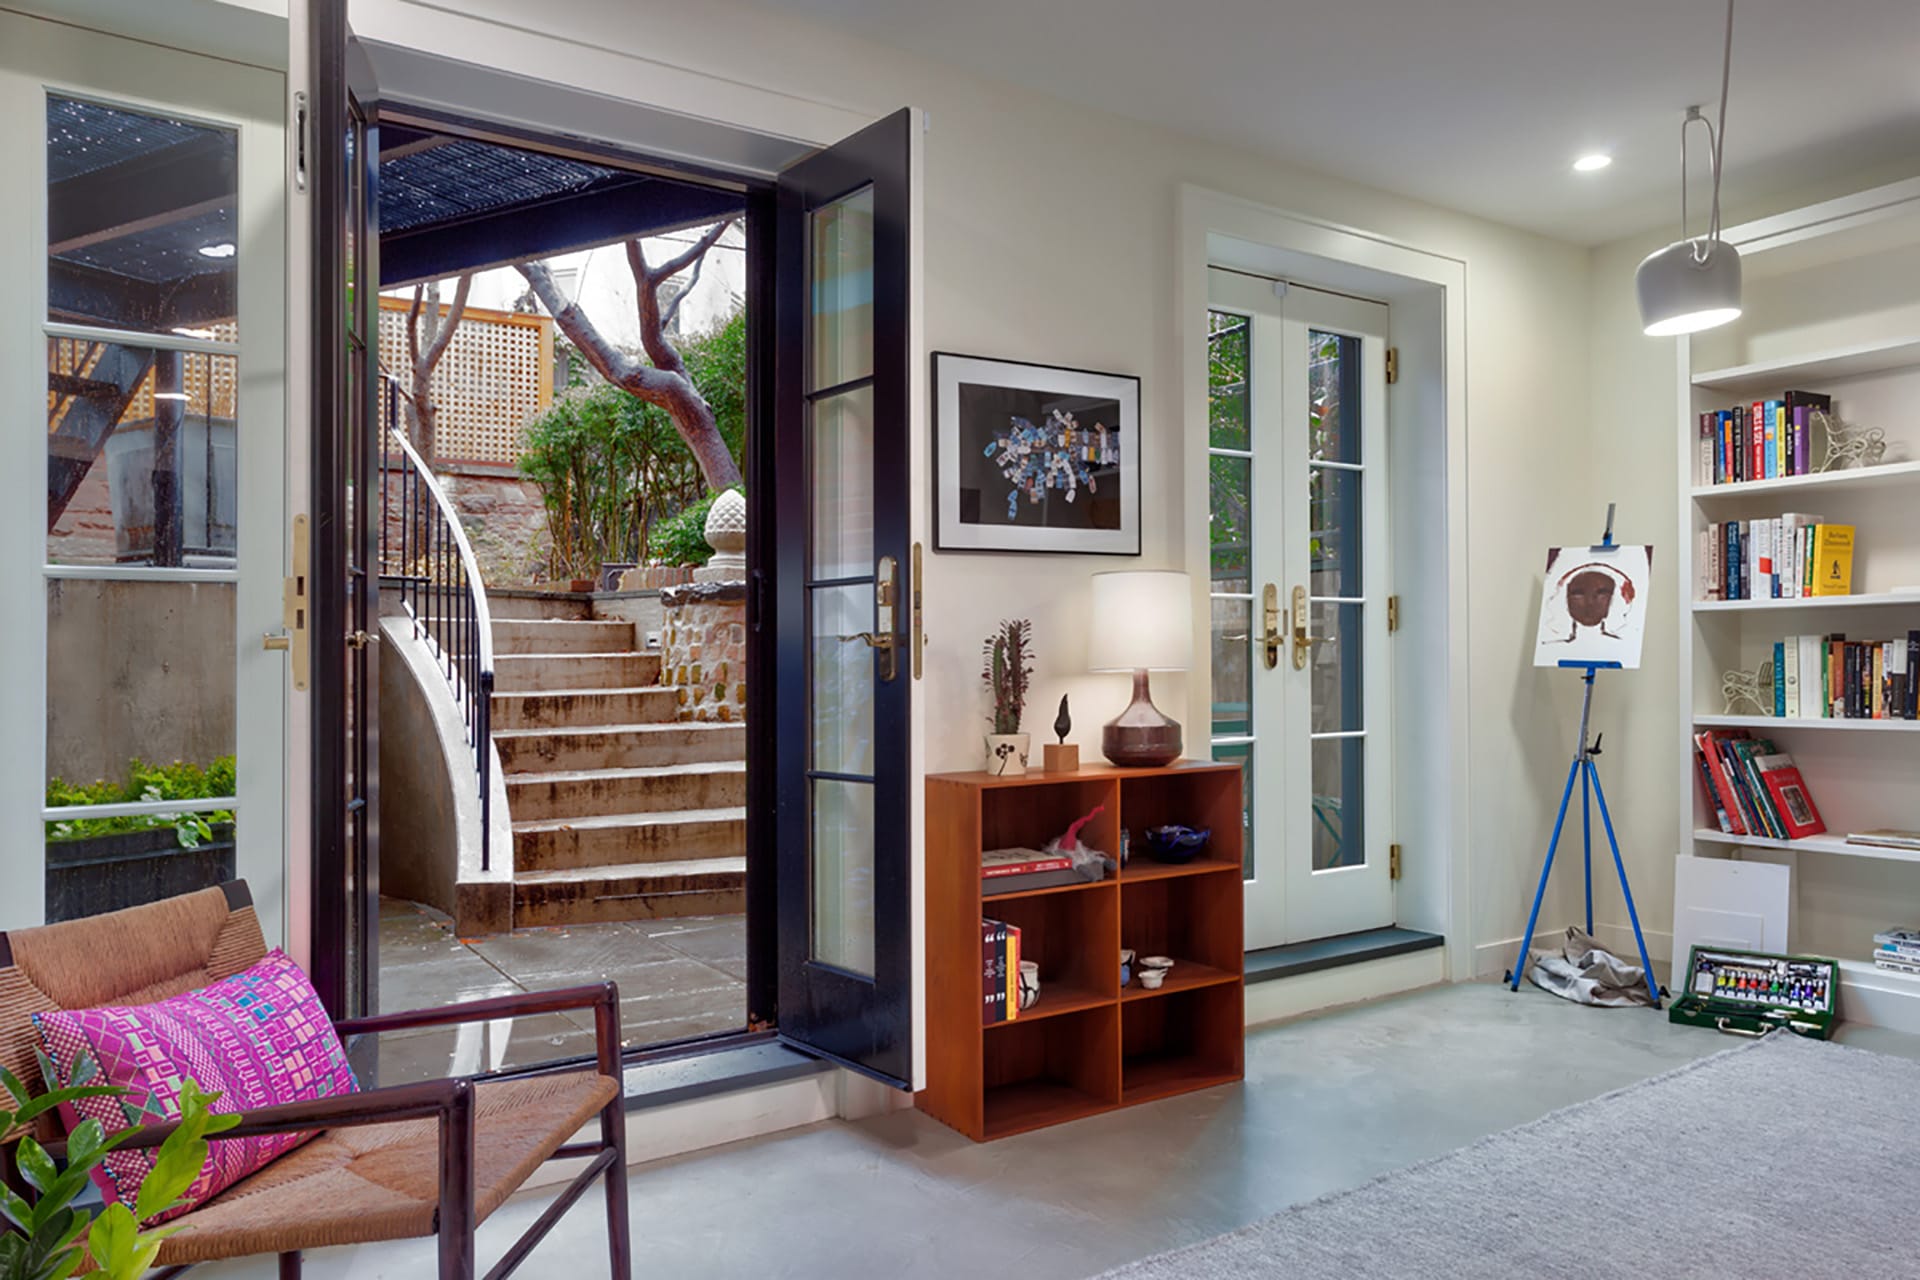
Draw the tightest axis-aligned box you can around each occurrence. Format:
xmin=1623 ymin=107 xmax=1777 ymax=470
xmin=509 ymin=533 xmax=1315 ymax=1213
xmin=307 ymin=0 xmax=381 ymax=1018
xmin=770 ymin=109 xmax=914 ymax=1087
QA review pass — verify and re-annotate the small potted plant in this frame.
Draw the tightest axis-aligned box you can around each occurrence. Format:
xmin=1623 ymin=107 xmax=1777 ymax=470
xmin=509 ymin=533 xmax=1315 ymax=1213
xmin=981 ymin=618 xmax=1034 ymax=776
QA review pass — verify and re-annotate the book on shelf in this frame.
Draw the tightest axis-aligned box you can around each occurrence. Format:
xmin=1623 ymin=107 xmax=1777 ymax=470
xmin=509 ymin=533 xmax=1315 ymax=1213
xmin=1698 ymin=517 xmax=1845 ymax=601
xmin=1692 ymin=730 xmax=1826 ymax=839
xmin=982 ymin=918 xmax=1008 ymax=1024
xmin=1750 ymin=633 xmax=1919 ymax=721
xmin=1700 ymin=391 xmax=1831 ymax=487
xmin=1875 ymin=953 xmax=1920 ymax=976
xmin=982 ymin=848 xmax=1074 ymax=878
xmin=1852 ymin=831 xmax=1920 ymax=851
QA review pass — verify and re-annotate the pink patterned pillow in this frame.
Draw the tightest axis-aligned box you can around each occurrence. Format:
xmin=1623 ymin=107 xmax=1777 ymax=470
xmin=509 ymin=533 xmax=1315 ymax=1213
xmin=32 ymin=949 xmax=358 ymax=1221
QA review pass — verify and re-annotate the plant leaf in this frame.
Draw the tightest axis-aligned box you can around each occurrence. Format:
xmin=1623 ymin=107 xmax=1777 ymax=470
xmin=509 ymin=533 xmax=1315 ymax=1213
xmin=69 ymin=1054 xmax=96 ymax=1090
xmin=0 ymin=1065 xmax=31 ymax=1110
xmin=85 ymin=1202 xmax=136 ymax=1278
xmin=15 ymin=1139 xmax=59 ymax=1195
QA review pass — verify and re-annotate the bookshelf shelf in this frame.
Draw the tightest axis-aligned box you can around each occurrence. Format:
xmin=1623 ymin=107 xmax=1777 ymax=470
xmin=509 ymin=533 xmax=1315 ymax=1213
xmin=921 ymin=763 xmax=1244 ymax=1141
xmin=1689 ymin=459 xmax=1920 ymax=502
xmin=1690 ymin=335 xmax=1920 ymax=390
xmin=1692 ymin=591 xmax=1920 ymax=614
xmin=1692 ymin=829 xmax=1920 ymax=865
xmin=1679 ymin=178 xmax=1920 ymax=1036
xmin=1692 ymin=714 xmax=1920 ymax=733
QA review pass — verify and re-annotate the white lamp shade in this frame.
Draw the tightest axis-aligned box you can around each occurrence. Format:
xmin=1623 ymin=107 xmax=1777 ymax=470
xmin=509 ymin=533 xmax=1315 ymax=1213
xmin=1088 ymin=570 xmax=1193 ymax=672
xmin=1636 ymin=237 xmax=1742 ymax=337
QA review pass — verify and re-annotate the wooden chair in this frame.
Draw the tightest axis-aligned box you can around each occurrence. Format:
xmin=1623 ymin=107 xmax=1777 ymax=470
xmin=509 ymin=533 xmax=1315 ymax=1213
xmin=0 ymin=881 xmax=631 ymax=1280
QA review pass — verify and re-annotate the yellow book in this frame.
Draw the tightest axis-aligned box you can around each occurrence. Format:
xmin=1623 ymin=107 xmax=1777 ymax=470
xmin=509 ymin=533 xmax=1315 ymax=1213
xmin=1810 ymin=524 xmax=1855 ymax=597
xmin=1006 ymin=925 xmax=1020 ymax=1020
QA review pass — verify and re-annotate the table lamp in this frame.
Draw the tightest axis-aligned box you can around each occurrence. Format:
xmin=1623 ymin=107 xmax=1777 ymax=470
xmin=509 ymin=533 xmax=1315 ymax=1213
xmin=1088 ymin=570 xmax=1192 ymax=767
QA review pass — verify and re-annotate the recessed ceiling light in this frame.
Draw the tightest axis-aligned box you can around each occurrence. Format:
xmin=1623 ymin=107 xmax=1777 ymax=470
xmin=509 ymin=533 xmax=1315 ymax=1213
xmin=1573 ymin=153 xmax=1613 ymax=173
xmin=197 ymin=242 xmax=236 ymax=259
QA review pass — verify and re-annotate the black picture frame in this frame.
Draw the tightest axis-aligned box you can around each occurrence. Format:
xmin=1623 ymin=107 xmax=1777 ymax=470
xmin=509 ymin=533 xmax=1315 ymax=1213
xmin=932 ymin=352 xmax=1141 ymax=555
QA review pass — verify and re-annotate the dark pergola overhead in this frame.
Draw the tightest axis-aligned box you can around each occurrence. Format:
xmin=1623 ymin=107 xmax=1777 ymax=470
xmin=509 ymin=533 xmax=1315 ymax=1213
xmin=374 ymin=126 xmax=743 ymax=287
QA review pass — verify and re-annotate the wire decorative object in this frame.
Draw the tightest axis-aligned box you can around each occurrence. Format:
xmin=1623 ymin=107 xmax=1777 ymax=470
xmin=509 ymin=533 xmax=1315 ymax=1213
xmin=1814 ymin=409 xmax=1888 ymax=474
xmin=1722 ymin=661 xmax=1774 ymax=716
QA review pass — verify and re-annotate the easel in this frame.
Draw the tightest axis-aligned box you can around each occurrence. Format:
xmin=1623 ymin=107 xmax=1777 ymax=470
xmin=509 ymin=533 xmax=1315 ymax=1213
xmin=1504 ymin=504 xmax=1664 ymax=1009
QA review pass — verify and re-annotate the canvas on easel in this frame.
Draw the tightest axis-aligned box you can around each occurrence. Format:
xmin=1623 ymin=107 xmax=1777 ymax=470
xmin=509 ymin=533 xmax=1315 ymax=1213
xmin=1532 ymin=543 xmax=1653 ymax=669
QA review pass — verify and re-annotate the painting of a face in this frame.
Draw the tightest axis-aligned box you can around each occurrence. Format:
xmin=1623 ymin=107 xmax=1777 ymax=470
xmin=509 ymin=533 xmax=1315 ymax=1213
xmin=1566 ymin=571 xmax=1615 ymax=627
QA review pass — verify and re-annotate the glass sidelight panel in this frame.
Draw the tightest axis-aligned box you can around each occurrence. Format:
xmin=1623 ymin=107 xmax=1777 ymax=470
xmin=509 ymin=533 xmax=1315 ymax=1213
xmin=1307 ymin=330 xmax=1359 ymax=465
xmin=1210 ymin=595 xmax=1251 ymax=739
xmin=1307 ymin=601 xmax=1363 ymax=735
xmin=811 ymin=387 xmax=874 ymax=580
xmin=1307 ymin=465 xmax=1361 ymax=598
xmin=811 ymin=778 xmax=875 ymax=976
xmin=810 ymin=185 xmax=874 ymax=390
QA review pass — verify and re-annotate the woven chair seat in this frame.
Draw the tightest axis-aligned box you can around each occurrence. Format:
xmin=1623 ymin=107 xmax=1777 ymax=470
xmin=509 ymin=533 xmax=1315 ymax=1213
xmin=153 ymin=1070 xmax=618 ymax=1265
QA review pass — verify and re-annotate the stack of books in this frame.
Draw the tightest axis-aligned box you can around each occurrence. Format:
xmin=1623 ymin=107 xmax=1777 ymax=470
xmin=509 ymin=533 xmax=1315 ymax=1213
xmin=982 ymin=847 xmax=1090 ymax=895
xmin=1874 ymin=928 xmax=1920 ymax=976
xmin=1693 ymin=730 xmax=1826 ymax=840
xmin=1697 ymin=390 xmax=1831 ymax=486
xmin=1847 ymin=830 xmax=1920 ymax=852
xmin=981 ymin=917 xmax=1021 ymax=1024
xmin=1767 ymin=633 xmax=1918 ymax=720
xmin=1699 ymin=517 xmax=1852 ymax=601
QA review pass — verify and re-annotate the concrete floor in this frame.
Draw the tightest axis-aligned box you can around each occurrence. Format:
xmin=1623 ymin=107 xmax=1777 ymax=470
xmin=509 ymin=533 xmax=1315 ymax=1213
xmin=196 ymin=980 xmax=1920 ymax=1278
xmin=364 ymin=897 xmax=745 ymax=1083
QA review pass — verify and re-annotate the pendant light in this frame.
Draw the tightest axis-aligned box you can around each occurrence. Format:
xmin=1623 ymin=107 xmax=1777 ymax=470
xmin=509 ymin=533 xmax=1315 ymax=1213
xmin=1636 ymin=0 xmax=1741 ymax=337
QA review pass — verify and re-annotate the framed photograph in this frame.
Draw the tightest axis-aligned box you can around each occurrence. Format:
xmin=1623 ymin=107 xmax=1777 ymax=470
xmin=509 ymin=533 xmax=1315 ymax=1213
xmin=933 ymin=353 xmax=1140 ymax=555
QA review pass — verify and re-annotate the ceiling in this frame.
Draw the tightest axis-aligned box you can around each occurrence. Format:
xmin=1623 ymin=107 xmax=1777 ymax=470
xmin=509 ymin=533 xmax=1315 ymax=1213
xmin=746 ymin=0 xmax=1920 ymax=244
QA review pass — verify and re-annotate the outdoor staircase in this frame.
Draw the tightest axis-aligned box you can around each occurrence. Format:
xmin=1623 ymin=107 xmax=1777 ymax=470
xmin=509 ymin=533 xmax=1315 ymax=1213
xmin=488 ymin=595 xmax=746 ymax=928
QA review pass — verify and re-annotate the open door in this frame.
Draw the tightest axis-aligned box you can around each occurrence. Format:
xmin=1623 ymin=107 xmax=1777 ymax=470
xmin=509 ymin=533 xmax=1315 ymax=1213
xmin=304 ymin=0 xmax=381 ymax=1018
xmin=771 ymin=109 xmax=914 ymax=1086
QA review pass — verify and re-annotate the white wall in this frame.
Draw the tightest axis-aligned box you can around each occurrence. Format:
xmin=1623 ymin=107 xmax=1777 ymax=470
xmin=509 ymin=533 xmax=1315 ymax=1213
xmin=351 ymin=0 xmax=1600 ymax=973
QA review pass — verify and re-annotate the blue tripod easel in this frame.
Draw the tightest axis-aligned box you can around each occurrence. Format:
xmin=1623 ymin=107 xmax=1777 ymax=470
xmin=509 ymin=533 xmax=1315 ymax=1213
xmin=1504 ymin=507 xmax=1664 ymax=1009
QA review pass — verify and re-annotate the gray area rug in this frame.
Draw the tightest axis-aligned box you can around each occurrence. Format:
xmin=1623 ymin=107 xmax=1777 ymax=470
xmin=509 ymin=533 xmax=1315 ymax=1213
xmin=1102 ymin=1034 xmax=1919 ymax=1278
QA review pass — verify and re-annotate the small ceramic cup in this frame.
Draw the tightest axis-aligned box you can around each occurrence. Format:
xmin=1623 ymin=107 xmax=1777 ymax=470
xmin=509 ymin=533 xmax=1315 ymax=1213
xmin=1139 ymin=969 xmax=1167 ymax=989
xmin=1018 ymin=960 xmax=1041 ymax=1010
xmin=1140 ymin=955 xmax=1175 ymax=974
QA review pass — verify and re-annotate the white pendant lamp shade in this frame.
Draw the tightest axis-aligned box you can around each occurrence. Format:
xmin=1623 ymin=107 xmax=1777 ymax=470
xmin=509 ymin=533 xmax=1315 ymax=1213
xmin=1636 ymin=237 xmax=1743 ymax=336
xmin=1088 ymin=570 xmax=1192 ymax=672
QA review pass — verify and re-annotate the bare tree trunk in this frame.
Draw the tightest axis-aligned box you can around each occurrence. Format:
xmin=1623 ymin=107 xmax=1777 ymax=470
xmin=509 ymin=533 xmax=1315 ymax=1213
xmin=403 ymin=274 xmax=472 ymax=463
xmin=515 ymin=220 xmax=743 ymax=493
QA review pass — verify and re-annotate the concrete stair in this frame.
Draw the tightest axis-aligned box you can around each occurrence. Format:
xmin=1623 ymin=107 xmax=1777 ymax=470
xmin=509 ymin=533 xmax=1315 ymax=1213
xmin=489 ymin=610 xmax=745 ymax=927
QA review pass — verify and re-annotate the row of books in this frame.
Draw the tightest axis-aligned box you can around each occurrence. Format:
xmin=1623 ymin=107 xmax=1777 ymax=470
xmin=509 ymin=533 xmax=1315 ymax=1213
xmin=1874 ymin=928 xmax=1920 ymax=976
xmin=1698 ymin=517 xmax=1853 ymax=601
xmin=1767 ymin=632 xmax=1919 ymax=720
xmin=982 ymin=917 xmax=1024 ymax=1023
xmin=1696 ymin=390 xmax=1831 ymax=487
xmin=1692 ymin=729 xmax=1826 ymax=840
xmin=982 ymin=846 xmax=1095 ymax=895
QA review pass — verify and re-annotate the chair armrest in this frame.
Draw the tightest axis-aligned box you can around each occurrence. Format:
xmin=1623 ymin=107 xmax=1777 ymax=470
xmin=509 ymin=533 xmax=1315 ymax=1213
xmin=111 ymin=1076 xmax=471 ymax=1152
xmin=335 ymin=981 xmax=625 ymax=1080
xmin=334 ymin=982 xmax=616 ymax=1037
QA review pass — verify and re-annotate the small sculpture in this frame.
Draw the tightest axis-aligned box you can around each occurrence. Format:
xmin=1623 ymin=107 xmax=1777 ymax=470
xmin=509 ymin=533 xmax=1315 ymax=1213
xmin=1054 ymin=694 xmax=1072 ymax=745
xmin=1814 ymin=409 xmax=1888 ymax=474
xmin=1722 ymin=661 xmax=1773 ymax=716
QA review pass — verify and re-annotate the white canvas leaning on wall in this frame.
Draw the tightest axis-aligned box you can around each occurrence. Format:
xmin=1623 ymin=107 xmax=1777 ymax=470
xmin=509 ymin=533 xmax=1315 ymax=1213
xmin=1532 ymin=543 xmax=1653 ymax=669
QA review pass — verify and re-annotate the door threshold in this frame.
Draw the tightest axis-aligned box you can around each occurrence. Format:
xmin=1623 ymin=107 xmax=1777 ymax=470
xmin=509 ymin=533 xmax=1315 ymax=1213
xmin=1246 ymin=926 xmax=1444 ymax=986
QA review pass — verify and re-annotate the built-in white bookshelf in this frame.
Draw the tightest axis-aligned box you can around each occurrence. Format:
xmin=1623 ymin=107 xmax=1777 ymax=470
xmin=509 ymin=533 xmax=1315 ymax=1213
xmin=1677 ymin=177 xmax=1920 ymax=1032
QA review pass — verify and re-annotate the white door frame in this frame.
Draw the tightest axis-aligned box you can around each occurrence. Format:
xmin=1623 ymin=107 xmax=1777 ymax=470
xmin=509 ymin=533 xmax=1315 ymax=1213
xmin=1178 ymin=184 xmax=1471 ymax=982
xmin=0 ymin=10 xmax=289 ymax=940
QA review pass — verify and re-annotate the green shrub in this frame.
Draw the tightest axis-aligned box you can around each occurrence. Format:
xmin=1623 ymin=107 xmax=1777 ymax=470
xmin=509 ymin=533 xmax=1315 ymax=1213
xmin=46 ymin=758 xmax=236 ymax=849
xmin=648 ymin=489 xmax=732 ymax=567
xmin=519 ymin=307 xmax=746 ymax=580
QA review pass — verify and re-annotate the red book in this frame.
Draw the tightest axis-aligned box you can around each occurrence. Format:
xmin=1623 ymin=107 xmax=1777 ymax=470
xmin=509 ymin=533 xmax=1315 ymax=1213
xmin=982 ymin=849 xmax=1073 ymax=878
xmin=1750 ymin=401 xmax=1765 ymax=482
xmin=1759 ymin=757 xmax=1826 ymax=839
xmin=1694 ymin=730 xmax=1748 ymax=836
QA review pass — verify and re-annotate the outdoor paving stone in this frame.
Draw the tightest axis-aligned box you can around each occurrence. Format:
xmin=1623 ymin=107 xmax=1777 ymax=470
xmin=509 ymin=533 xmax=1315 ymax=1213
xmin=465 ymin=919 xmax=681 ymax=984
xmin=645 ymin=914 xmax=748 ymax=981
xmin=358 ymin=1013 xmax=599 ymax=1087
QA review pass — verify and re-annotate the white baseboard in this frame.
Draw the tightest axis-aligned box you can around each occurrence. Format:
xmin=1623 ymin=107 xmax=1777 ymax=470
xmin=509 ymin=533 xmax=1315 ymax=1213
xmin=1475 ymin=922 xmax=1675 ymax=985
xmin=1245 ymin=948 xmax=1447 ymax=1027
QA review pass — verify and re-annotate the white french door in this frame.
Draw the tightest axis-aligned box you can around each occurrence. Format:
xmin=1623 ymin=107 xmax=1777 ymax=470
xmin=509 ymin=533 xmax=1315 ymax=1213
xmin=1207 ymin=268 xmax=1394 ymax=950
xmin=0 ymin=11 xmax=288 ymax=938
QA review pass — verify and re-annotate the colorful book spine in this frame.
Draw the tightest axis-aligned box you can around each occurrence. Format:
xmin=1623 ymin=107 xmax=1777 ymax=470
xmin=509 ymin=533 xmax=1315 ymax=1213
xmin=982 ymin=919 xmax=1008 ymax=1024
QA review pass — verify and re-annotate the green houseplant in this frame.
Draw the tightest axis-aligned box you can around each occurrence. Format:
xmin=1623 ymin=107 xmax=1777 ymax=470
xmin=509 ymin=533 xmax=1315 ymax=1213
xmin=981 ymin=619 xmax=1034 ymax=776
xmin=0 ymin=1053 xmax=236 ymax=1280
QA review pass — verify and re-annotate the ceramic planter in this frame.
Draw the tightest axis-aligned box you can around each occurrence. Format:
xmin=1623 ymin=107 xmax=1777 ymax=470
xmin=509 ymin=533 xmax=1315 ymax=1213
xmin=985 ymin=733 xmax=1030 ymax=776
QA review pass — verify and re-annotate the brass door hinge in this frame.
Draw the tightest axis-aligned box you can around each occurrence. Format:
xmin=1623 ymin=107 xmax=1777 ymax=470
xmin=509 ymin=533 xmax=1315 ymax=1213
xmin=1385 ymin=347 xmax=1399 ymax=384
xmin=911 ymin=542 xmax=925 ymax=680
xmin=1389 ymin=843 xmax=1402 ymax=881
xmin=1386 ymin=594 xmax=1400 ymax=634
xmin=263 ymin=513 xmax=311 ymax=692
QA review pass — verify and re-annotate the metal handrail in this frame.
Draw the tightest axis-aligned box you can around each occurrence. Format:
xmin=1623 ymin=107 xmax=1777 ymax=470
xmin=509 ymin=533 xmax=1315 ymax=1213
xmin=378 ymin=376 xmax=497 ymax=869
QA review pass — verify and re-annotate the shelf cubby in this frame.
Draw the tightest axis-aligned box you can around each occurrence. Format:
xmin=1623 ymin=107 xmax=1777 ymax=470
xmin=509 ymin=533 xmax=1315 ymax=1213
xmin=921 ymin=762 xmax=1244 ymax=1141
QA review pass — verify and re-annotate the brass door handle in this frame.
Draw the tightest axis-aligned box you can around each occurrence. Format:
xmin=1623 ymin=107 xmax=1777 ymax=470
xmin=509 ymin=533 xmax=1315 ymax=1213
xmin=1290 ymin=584 xmax=1328 ymax=671
xmin=839 ymin=631 xmax=896 ymax=650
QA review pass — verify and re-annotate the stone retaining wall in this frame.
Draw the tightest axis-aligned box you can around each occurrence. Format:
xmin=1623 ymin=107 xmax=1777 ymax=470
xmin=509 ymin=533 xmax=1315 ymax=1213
xmin=659 ymin=580 xmax=747 ymax=722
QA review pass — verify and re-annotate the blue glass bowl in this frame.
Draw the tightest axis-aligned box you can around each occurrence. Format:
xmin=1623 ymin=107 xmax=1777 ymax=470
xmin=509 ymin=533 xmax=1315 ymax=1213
xmin=1144 ymin=824 xmax=1211 ymax=864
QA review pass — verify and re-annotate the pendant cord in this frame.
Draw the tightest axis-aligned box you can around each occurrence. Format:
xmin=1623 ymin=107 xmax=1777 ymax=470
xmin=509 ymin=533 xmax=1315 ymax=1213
xmin=1681 ymin=0 xmax=1735 ymax=261
xmin=1708 ymin=0 xmax=1733 ymax=244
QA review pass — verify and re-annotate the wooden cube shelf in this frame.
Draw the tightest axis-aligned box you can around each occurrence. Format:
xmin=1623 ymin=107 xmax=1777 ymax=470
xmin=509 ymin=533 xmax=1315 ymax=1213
xmin=919 ymin=761 xmax=1244 ymax=1141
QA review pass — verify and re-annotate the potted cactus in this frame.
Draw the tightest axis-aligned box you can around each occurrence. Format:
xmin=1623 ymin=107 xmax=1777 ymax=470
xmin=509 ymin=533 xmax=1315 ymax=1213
xmin=981 ymin=619 xmax=1034 ymax=776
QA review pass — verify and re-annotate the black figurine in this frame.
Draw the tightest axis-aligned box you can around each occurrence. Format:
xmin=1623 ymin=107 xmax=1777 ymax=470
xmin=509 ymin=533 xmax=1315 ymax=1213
xmin=1054 ymin=694 xmax=1071 ymax=745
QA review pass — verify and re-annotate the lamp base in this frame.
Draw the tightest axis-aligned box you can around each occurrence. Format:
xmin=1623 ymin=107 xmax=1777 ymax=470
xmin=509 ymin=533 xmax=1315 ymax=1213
xmin=1102 ymin=668 xmax=1182 ymax=767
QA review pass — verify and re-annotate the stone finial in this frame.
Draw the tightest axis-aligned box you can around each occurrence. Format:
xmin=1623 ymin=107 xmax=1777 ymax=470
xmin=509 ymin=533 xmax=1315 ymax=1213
xmin=694 ymin=488 xmax=748 ymax=583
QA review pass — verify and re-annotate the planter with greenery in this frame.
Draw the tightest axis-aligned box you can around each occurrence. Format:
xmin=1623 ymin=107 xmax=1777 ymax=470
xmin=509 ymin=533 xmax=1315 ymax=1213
xmin=981 ymin=619 xmax=1034 ymax=776
xmin=44 ymin=759 xmax=236 ymax=924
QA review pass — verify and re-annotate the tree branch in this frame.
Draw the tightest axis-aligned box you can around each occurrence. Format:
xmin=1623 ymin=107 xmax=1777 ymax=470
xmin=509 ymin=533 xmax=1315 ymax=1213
xmin=419 ymin=273 xmax=473 ymax=375
xmin=658 ymin=250 xmax=705 ymax=335
xmin=646 ymin=218 xmax=734 ymax=286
